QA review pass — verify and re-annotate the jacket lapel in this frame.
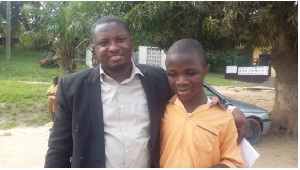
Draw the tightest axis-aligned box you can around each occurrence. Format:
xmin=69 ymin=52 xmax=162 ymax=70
xmin=137 ymin=66 xmax=158 ymax=151
xmin=84 ymin=66 xmax=105 ymax=158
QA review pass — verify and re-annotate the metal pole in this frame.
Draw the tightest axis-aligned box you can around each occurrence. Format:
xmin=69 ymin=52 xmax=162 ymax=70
xmin=6 ymin=1 xmax=11 ymax=61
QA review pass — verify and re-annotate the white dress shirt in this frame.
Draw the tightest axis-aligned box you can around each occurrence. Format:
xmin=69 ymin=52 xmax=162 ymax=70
xmin=99 ymin=61 xmax=151 ymax=167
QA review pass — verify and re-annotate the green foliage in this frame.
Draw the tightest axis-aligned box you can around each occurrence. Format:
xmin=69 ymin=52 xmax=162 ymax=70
xmin=207 ymin=50 xmax=251 ymax=73
xmin=126 ymin=2 xmax=204 ymax=51
xmin=20 ymin=2 xmax=91 ymax=74
xmin=20 ymin=2 xmax=61 ymax=49
xmin=125 ymin=1 xmax=297 ymax=56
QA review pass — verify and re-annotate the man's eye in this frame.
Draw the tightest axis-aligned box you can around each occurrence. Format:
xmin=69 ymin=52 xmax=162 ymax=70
xmin=99 ymin=41 xmax=107 ymax=46
xmin=187 ymin=72 xmax=196 ymax=76
xmin=117 ymin=38 xmax=125 ymax=42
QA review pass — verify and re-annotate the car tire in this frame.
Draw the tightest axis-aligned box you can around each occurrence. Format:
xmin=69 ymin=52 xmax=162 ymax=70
xmin=246 ymin=118 xmax=262 ymax=145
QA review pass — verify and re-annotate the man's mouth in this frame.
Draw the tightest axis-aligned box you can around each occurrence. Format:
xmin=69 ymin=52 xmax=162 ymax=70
xmin=109 ymin=55 xmax=123 ymax=61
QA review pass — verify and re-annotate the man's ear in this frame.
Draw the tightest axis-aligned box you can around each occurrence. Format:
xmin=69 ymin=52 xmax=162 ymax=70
xmin=131 ymin=36 xmax=134 ymax=48
xmin=91 ymin=44 xmax=95 ymax=53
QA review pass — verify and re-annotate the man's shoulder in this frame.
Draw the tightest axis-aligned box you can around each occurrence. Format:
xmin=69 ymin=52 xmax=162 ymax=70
xmin=60 ymin=67 xmax=98 ymax=86
xmin=63 ymin=67 xmax=94 ymax=78
xmin=136 ymin=64 xmax=166 ymax=75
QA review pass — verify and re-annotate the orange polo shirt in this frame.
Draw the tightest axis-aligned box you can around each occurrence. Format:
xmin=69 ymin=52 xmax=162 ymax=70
xmin=160 ymin=97 xmax=246 ymax=168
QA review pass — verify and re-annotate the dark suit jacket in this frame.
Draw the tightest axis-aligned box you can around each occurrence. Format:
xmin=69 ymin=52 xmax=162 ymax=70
xmin=44 ymin=64 xmax=172 ymax=168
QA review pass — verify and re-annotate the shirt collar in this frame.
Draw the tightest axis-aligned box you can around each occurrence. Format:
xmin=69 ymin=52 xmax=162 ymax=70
xmin=99 ymin=60 xmax=144 ymax=83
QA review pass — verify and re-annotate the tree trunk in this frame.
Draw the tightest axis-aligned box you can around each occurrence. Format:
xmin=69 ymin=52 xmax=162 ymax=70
xmin=58 ymin=48 xmax=77 ymax=74
xmin=269 ymin=29 xmax=298 ymax=138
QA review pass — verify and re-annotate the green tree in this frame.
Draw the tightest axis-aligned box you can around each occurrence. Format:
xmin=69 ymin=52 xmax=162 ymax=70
xmin=126 ymin=1 xmax=298 ymax=137
xmin=0 ymin=1 xmax=41 ymax=44
xmin=20 ymin=1 xmax=139 ymax=72
xmin=20 ymin=1 xmax=61 ymax=49
xmin=22 ymin=1 xmax=93 ymax=74
xmin=203 ymin=1 xmax=298 ymax=137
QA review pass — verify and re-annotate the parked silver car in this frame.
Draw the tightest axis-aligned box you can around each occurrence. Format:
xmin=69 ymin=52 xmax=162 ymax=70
xmin=203 ymin=82 xmax=271 ymax=145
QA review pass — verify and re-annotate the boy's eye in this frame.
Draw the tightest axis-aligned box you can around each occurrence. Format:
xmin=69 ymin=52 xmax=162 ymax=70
xmin=167 ymin=72 xmax=176 ymax=78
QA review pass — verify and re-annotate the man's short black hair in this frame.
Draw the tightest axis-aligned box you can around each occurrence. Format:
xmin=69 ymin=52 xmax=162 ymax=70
xmin=167 ymin=38 xmax=207 ymax=66
xmin=90 ymin=15 xmax=130 ymax=41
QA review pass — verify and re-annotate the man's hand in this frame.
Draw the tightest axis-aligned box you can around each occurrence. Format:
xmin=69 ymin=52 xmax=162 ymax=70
xmin=232 ymin=108 xmax=250 ymax=144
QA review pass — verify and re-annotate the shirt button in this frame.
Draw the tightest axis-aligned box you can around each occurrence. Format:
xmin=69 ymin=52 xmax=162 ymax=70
xmin=182 ymin=152 xmax=186 ymax=156
xmin=80 ymin=156 xmax=85 ymax=162
xmin=75 ymin=126 xmax=80 ymax=131
xmin=119 ymin=105 xmax=124 ymax=109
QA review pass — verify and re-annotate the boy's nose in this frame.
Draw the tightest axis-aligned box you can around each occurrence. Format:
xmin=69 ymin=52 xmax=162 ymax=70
xmin=176 ymin=75 xmax=189 ymax=85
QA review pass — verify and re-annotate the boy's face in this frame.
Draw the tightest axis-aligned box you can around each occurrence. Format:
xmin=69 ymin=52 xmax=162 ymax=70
xmin=166 ymin=52 xmax=209 ymax=102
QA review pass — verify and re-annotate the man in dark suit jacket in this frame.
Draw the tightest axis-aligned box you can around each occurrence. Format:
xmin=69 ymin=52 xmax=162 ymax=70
xmin=45 ymin=15 xmax=249 ymax=168
xmin=45 ymin=64 xmax=170 ymax=168
xmin=45 ymin=15 xmax=171 ymax=168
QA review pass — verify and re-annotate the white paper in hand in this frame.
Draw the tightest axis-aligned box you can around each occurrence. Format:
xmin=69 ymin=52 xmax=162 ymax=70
xmin=241 ymin=138 xmax=260 ymax=168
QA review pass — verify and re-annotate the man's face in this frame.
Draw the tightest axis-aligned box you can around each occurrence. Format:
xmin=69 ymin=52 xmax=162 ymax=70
xmin=92 ymin=22 xmax=133 ymax=72
xmin=166 ymin=52 xmax=209 ymax=102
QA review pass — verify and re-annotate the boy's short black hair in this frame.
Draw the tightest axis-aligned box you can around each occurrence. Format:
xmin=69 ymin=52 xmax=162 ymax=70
xmin=167 ymin=39 xmax=207 ymax=66
xmin=90 ymin=15 xmax=130 ymax=41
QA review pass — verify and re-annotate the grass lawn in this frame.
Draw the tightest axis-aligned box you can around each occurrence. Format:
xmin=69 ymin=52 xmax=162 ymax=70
xmin=0 ymin=46 xmax=257 ymax=129
xmin=0 ymin=46 xmax=89 ymax=129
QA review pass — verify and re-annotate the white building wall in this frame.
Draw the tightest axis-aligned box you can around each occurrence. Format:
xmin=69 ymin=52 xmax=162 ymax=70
xmin=138 ymin=46 xmax=148 ymax=65
xmin=85 ymin=48 xmax=93 ymax=68
xmin=138 ymin=46 xmax=166 ymax=70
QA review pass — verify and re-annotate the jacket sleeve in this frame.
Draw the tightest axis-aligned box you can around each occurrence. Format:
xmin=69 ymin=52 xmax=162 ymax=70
xmin=44 ymin=77 xmax=73 ymax=168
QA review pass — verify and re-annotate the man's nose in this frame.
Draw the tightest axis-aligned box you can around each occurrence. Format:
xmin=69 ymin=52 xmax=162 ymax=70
xmin=108 ymin=41 xmax=119 ymax=51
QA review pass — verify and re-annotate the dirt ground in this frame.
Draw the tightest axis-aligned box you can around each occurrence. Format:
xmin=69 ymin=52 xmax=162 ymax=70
xmin=0 ymin=85 xmax=298 ymax=168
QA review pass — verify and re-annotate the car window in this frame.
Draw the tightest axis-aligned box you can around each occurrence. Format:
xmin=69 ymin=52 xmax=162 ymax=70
xmin=204 ymin=87 xmax=216 ymax=98
xmin=203 ymin=86 xmax=225 ymax=104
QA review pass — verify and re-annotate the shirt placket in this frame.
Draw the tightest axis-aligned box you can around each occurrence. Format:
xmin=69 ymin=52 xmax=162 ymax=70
xmin=116 ymin=84 xmax=126 ymax=166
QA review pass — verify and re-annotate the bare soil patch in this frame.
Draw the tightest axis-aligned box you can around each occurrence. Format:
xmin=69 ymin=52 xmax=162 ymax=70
xmin=0 ymin=86 xmax=297 ymax=168
xmin=212 ymin=86 xmax=298 ymax=168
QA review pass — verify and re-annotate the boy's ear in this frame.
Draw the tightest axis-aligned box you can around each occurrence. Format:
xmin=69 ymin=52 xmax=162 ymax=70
xmin=204 ymin=64 xmax=210 ymax=77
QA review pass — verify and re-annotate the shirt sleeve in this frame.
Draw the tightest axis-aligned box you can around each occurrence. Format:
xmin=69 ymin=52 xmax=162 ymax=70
xmin=219 ymin=118 xmax=246 ymax=168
